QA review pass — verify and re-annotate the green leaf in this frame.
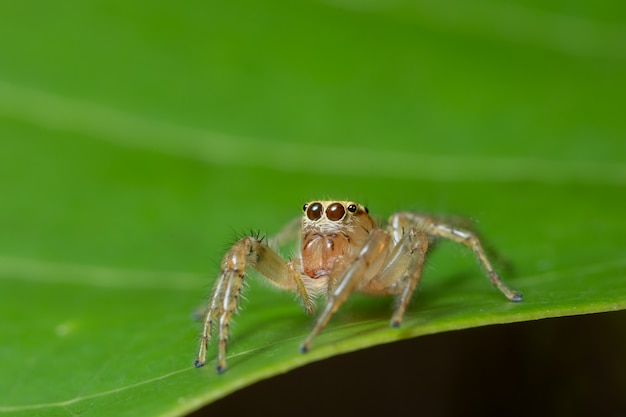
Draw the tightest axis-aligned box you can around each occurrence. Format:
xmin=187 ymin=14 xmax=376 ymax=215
xmin=1 ymin=1 xmax=625 ymax=416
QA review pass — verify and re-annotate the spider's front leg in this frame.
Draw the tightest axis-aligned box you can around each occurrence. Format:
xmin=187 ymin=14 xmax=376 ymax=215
xmin=194 ymin=236 xmax=313 ymax=373
xmin=300 ymin=229 xmax=392 ymax=353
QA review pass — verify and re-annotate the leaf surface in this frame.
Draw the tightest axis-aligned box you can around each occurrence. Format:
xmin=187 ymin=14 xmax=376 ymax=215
xmin=0 ymin=1 xmax=625 ymax=416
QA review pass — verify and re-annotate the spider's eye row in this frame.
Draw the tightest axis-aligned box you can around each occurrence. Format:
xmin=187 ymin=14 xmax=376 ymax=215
xmin=306 ymin=202 xmax=323 ymax=221
xmin=305 ymin=201 xmax=357 ymax=221
xmin=326 ymin=202 xmax=346 ymax=221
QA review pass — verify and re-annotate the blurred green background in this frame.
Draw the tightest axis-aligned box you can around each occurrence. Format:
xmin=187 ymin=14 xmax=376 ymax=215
xmin=1 ymin=1 xmax=625 ymax=416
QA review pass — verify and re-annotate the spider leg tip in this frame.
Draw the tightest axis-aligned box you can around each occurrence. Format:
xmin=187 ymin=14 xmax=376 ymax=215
xmin=216 ymin=365 xmax=226 ymax=374
xmin=193 ymin=359 xmax=205 ymax=368
xmin=510 ymin=292 xmax=523 ymax=302
xmin=299 ymin=344 xmax=309 ymax=354
xmin=390 ymin=319 xmax=401 ymax=328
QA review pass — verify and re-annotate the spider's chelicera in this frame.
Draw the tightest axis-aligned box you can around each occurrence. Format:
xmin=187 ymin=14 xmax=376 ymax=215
xmin=194 ymin=200 xmax=522 ymax=373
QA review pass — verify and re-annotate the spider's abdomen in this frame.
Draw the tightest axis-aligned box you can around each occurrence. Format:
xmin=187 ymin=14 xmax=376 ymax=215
xmin=301 ymin=232 xmax=351 ymax=279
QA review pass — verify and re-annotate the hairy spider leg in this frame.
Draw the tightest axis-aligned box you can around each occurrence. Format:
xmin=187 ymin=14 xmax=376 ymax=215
xmin=194 ymin=236 xmax=313 ymax=373
xmin=391 ymin=213 xmax=523 ymax=302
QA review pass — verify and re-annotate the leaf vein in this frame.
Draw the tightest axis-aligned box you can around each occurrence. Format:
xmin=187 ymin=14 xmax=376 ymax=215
xmin=1 ymin=80 xmax=625 ymax=185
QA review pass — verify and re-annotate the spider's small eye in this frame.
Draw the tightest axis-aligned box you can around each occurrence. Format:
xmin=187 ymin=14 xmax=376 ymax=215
xmin=306 ymin=202 xmax=323 ymax=221
xmin=326 ymin=202 xmax=346 ymax=221
xmin=302 ymin=203 xmax=308 ymax=212
xmin=347 ymin=204 xmax=357 ymax=213
xmin=364 ymin=206 xmax=369 ymax=214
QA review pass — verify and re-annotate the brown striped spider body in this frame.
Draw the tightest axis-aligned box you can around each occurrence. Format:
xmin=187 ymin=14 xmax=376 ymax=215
xmin=194 ymin=200 xmax=522 ymax=373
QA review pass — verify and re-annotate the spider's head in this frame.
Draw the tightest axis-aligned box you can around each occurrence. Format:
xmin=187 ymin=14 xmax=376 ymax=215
xmin=300 ymin=200 xmax=375 ymax=279
xmin=301 ymin=200 xmax=372 ymax=234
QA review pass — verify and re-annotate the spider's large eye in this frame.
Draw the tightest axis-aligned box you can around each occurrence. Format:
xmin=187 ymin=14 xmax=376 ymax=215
xmin=326 ymin=202 xmax=346 ymax=221
xmin=306 ymin=202 xmax=323 ymax=221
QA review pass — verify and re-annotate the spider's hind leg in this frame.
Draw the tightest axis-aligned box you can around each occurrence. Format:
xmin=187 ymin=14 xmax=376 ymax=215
xmin=429 ymin=222 xmax=522 ymax=301
xmin=391 ymin=212 xmax=522 ymax=302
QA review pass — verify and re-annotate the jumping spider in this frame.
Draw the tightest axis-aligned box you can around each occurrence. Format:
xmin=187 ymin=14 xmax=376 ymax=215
xmin=194 ymin=200 xmax=522 ymax=373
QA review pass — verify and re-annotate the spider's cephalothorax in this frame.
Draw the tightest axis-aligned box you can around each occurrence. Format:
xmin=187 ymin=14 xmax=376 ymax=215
xmin=194 ymin=200 xmax=522 ymax=373
xmin=300 ymin=201 xmax=374 ymax=281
